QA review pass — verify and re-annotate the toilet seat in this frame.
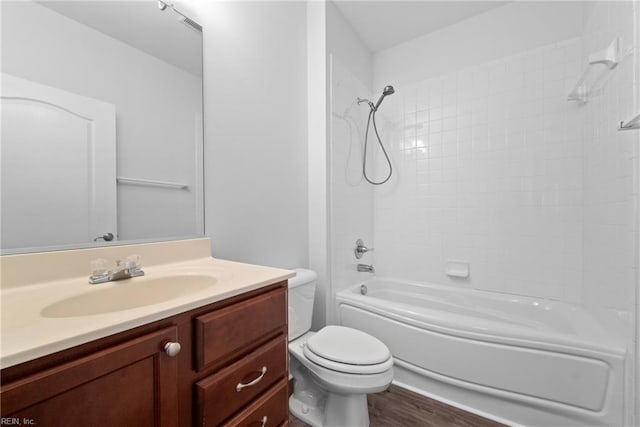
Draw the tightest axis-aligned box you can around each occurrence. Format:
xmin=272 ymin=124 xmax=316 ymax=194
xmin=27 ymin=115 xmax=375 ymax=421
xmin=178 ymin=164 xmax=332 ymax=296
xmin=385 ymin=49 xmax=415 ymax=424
xmin=303 ymin=326 xmax=393 ymax=374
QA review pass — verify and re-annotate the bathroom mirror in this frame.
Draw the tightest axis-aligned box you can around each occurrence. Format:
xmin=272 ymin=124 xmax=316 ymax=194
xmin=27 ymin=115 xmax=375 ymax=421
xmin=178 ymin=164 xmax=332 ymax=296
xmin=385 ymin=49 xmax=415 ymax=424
xmin=1 ymin=1 xmax=204 ymax=254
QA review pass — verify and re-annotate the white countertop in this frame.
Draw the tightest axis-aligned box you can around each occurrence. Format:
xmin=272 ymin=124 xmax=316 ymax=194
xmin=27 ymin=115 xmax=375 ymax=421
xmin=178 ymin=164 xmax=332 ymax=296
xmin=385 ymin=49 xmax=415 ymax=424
xmin=1 ymin=256 xmax=294 ymax=368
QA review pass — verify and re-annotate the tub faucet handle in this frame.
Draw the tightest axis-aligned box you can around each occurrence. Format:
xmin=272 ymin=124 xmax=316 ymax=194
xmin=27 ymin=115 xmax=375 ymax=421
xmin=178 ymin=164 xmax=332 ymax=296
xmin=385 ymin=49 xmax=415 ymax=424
xmin=355 ymin=239 xmax=374 ymax=259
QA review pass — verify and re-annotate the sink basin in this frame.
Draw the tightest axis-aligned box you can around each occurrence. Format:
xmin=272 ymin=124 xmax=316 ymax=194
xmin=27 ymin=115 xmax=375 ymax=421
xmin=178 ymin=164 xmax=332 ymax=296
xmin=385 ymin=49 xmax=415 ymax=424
xmin=40 ymin=274 xmax=216 ymax=318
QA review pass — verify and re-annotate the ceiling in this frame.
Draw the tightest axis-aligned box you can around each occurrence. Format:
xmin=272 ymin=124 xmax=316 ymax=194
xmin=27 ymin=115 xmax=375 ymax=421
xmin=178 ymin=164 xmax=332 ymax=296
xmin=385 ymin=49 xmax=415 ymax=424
xmin=333 ymin=1 xmax=510 ymax=52
xmin=39 ymin=1 xmax=202 ymax=76
xmin=40 ymin=1 xmax=510 ymax=69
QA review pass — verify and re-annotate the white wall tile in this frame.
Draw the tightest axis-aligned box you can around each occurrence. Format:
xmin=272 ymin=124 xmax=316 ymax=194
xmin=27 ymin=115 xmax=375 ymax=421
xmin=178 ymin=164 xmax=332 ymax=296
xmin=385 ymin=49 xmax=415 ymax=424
xmin=371 ymin=37 xmax=596 ymax=301
xmin=581 ymin=1 xmax=637 ymax=312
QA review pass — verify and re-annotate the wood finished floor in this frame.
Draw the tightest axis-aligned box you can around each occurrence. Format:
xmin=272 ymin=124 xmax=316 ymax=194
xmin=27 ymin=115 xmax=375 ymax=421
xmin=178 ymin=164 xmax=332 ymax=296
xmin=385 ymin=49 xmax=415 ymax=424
xmin=289 ymin=385 xmax=506 ymax=427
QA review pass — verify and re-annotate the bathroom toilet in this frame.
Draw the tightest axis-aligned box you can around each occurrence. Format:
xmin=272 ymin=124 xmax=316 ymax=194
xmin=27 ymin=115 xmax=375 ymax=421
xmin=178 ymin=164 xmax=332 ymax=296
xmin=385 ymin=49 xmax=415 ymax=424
xmin=288 ymin=269 xmax=393 ymax=427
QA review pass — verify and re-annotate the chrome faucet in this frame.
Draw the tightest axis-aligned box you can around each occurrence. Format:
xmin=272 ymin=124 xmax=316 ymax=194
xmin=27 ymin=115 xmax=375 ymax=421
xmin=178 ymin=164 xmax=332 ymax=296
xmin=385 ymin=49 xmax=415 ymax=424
xmin=89 ymin=255 xmax=144 ymax=284
xmin=357 ymin=264 xmax=375 ymax=273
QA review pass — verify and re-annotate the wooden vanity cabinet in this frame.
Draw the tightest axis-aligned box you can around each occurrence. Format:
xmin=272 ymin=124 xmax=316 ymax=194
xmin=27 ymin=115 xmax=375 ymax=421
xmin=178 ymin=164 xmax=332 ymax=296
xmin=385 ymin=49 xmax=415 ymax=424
xmin=1 ymin=327 xmax=180 ymax=426
xmin=0 ymin=282 xmax=288 ymax=427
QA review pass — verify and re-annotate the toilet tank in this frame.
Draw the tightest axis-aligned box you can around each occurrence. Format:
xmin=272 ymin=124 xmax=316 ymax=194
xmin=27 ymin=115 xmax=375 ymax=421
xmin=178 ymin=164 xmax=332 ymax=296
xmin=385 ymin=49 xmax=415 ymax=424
xmin=288 ymin=268 xmax=317 ymax=341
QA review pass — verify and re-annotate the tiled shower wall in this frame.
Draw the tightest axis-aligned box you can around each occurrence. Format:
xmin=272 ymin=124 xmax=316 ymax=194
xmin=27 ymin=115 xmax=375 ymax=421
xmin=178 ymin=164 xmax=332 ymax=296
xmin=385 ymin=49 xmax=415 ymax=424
xmin=374 ymin=38 xmax=587 ymax=302
xmin=580 ymin=1 xmax=637 ymax=313
xmin=579 ymin=3 xmax=638 ymax=420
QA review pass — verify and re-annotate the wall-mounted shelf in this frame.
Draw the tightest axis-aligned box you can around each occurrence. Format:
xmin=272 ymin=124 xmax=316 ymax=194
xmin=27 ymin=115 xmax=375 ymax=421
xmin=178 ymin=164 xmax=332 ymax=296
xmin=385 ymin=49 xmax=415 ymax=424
xmin=568 ymin=38 xmax=620 ymax=104
xmin=117 ymin=177 xmax=189 ymax=190
xmin=619 ymin=113 xmax=640 ymax=131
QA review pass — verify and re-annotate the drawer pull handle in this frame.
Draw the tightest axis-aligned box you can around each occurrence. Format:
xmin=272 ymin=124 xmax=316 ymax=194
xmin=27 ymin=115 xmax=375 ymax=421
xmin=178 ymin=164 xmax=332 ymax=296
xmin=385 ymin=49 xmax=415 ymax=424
xmin=259 ymin=415 xmax=268 ymax=427
xmin=235 ymin=366 xmax=267 ymax=392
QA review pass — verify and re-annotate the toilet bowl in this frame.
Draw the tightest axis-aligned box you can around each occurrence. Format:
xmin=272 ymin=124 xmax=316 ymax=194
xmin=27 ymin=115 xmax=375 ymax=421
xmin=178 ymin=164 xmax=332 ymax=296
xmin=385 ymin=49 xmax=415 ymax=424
xmin=288 ymin=269 xmax=393 ymax=427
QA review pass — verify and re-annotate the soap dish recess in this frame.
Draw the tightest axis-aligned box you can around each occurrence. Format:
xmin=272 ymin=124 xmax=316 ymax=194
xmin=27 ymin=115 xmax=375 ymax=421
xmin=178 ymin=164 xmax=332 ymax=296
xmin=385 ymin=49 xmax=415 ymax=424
xmin=446 ymin=260 xmax=469 ymax=278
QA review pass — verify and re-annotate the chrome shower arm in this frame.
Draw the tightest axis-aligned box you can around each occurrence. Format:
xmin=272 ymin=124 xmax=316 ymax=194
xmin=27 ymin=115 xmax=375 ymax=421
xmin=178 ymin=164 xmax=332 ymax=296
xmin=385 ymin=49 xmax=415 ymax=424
xmin=357 ymin=97 xmax=375 ymax=110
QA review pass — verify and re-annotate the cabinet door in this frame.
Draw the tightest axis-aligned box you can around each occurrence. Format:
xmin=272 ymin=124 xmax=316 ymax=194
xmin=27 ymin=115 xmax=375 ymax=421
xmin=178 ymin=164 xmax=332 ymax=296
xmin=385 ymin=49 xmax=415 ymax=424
xmin=0 ymin=327 xmax=179 ymax=426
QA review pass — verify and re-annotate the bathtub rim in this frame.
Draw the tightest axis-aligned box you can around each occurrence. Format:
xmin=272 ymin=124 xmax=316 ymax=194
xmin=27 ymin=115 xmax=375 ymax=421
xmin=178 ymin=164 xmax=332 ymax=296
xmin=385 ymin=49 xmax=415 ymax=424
xmin=336 ymin=277 xmax=628 ymax=358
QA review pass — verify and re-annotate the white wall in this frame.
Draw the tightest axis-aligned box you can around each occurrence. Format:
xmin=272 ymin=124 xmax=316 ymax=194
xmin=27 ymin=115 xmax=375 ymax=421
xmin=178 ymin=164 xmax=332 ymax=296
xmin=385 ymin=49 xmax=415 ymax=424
xmin=636 ymin=2 xmax=640 ymax=423
xmin=307 ymin=0 xmax=329 ymax=328
xmin=328 ymin=57 xmax=374 ymax=320
xmin=303 ymin=0 xmax=375 ymax=328
xmin=327 ymin=1 xmax=372 ymax=92
xmin=197 ymin=1 xmax=309 ymax=269
xmin=374 ymin=1 xmax=585 ymax=88
xmin=325 ymin=1 xmax=375 ymax=324
xmin=1 ymin=1 xmax=203 ymax=242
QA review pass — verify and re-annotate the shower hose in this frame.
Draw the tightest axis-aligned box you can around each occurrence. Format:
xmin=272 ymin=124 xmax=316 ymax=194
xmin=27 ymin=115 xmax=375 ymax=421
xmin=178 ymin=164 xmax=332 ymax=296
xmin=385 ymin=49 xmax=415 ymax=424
xmin=363 ymin=108 xmax=393 ymax=185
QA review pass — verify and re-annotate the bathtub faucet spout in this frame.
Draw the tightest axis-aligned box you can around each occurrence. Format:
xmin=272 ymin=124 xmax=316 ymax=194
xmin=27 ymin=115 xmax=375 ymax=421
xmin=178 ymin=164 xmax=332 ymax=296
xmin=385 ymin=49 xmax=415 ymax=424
xmin=357 ymin=264 xmax=375 ymax=273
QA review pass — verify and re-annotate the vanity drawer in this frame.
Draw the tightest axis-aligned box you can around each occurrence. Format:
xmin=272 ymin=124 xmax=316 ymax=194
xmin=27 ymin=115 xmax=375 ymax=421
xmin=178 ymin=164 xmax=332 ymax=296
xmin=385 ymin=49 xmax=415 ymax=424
xmin=196 ymin=335 xmax=286 ymax=426
xmin=194 ymin=286 xmax=286 ymax=371
xmin=221 ymin=379 xmax=288 ymax=427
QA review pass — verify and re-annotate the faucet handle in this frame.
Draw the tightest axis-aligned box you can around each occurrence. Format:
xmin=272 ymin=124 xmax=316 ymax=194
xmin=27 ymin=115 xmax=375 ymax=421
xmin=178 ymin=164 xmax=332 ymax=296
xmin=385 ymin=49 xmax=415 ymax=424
xmin=125 ymin=254 xmax=141 ymax=272
xmin=90 ymin=258 xmax=109 ymax=279
xmin=354 ymin=239 xmax=374 ymax=259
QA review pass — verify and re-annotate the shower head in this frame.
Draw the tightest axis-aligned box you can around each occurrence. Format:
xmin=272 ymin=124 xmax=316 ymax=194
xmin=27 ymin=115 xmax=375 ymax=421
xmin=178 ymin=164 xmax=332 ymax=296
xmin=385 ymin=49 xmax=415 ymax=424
xmin=374 ymin=85 xmax=395 ymax=111
xmin=157 ymin=0 xmax=203 ymax=33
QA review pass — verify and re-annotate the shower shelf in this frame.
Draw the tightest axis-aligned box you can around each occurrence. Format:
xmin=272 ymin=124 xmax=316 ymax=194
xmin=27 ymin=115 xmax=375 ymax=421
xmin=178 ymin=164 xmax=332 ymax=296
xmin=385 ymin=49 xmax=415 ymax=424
xmin=619 ymin=113 xmax=640 ymax=131
xmin=117 ymin=176 xmax=189 ymax=190
xmin=567 ymin=38 xmax=620 ymax=104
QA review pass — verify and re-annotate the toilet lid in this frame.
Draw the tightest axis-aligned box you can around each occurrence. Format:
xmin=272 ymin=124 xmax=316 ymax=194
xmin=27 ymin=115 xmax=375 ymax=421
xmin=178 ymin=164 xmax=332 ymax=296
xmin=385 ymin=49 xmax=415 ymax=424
xmin=304 ymin=326 xmax=392 ymax=374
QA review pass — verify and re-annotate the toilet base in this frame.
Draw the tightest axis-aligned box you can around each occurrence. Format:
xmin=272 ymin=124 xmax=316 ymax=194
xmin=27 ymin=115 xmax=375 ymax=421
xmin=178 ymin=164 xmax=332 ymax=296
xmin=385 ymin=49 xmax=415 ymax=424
xmin=324 ymin=392 xmax=370 ymax=427
xmin=289 ymin=361 xmax=371 ymax=427
xmin=289 ymin=354 xmax=326 ymax=427
xmin=289 ymin=393 xmax=369 ymax=427
xmin=289 ymin=393 xmax=324 ymax=427
xmin=289 ymin=386 xmax=371 ymax=427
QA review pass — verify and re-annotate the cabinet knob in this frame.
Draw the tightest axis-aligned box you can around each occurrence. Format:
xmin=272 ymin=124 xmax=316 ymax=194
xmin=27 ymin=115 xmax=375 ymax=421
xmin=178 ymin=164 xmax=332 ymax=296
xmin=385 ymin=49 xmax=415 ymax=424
xmin=163 ymin=341 xmax=181 ymax=357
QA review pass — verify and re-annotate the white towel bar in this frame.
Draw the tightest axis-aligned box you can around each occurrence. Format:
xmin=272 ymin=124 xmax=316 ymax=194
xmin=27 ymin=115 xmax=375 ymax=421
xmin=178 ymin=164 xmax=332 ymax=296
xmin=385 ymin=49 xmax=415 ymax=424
xmin=117 ymin=177 xmax=189 ymax=190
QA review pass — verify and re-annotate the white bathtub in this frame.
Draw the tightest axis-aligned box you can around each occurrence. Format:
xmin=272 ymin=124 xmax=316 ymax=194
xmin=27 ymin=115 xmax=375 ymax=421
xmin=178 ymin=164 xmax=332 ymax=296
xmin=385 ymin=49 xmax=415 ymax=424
xmin=336 ymin=278 xmax=628 ymax=426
